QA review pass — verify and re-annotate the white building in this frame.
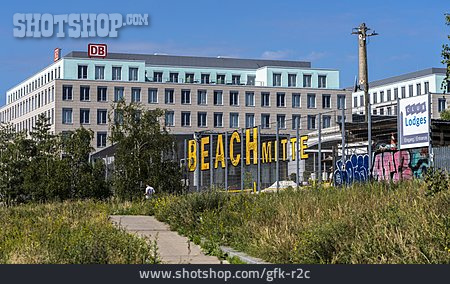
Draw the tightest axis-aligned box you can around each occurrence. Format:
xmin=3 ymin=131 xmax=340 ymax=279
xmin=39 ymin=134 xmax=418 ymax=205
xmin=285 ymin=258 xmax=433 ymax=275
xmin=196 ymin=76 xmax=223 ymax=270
xmin=352 ymin=68 xmax=450 ymax=118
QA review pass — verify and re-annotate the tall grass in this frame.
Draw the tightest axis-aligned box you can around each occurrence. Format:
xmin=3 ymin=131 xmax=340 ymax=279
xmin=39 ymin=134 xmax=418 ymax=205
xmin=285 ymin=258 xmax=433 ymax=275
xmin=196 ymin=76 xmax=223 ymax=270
xmin=148 ymin=181 xmax=449 ymax=264
xmin=0 ymin=200 xmax=159 ymax=264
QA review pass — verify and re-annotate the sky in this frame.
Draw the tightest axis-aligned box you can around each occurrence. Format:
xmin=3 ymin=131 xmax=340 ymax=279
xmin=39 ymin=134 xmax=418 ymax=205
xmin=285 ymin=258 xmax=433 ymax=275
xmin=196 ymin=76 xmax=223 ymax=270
xmin=0 ymin=0 xmax=448 ymax=106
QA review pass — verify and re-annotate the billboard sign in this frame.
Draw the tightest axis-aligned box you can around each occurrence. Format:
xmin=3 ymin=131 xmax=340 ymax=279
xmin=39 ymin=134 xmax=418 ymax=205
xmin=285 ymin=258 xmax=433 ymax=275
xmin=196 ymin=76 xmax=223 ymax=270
xmin=88 ymin=43 xmax=107 ymax=58
xmin=398 ymin=94 xmax=430 ymax=149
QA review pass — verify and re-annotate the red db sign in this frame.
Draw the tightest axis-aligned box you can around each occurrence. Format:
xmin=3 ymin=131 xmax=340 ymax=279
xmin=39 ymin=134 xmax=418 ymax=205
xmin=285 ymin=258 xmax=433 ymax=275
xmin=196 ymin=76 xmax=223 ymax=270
xmin=88 ymin=44 xmax=107 ymax=58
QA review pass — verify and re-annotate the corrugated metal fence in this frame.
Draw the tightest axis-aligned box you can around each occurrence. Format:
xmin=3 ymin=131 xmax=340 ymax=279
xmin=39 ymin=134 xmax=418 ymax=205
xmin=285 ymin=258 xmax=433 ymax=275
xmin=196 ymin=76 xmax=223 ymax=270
xmin=433 ymin=146 xmax=450 ymax=172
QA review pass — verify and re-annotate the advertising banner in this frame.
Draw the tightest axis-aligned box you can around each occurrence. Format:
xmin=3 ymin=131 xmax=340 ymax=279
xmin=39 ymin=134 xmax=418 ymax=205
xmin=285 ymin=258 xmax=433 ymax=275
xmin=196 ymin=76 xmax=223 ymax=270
xmin=398 ymin=94 xmax=430 ymax=149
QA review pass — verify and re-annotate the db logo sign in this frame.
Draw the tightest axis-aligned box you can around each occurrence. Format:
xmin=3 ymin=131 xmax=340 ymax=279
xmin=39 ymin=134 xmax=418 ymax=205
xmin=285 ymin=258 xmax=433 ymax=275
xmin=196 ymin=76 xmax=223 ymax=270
xmin=88 ymin=44 xmax=107 ymax=58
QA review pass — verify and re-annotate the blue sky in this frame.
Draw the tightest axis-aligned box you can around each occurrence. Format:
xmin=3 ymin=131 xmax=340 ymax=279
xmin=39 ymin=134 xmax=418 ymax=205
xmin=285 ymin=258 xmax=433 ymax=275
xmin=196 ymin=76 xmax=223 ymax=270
xmin=0 ymin=0 xmax=448 ymax=106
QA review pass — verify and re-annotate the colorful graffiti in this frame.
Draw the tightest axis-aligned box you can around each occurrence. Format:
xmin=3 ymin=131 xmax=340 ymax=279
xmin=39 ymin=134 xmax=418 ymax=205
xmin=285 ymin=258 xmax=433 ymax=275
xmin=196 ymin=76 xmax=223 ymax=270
xmin=334 ymin=147 xmax=429 ymax=186
xmin=334 ymin=154 xmax=370 ymax=186
xmin=372 ymin=148 xmax=429 ymax=182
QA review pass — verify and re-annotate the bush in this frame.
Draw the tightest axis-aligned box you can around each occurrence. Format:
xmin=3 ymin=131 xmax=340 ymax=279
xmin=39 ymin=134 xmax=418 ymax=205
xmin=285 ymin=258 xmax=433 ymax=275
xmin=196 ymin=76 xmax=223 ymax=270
xmin=149 ymin=182 xmax=450 ymax=264
xmin=0 ymin=201 xmax=159 ymax=264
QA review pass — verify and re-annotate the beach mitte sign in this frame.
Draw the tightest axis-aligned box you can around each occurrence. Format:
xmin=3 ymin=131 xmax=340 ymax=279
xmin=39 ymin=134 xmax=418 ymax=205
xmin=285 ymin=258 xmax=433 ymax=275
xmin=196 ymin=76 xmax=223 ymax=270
xmin=187 ymin=127 xmax=309 ymax=171
xmin=398 ymin=94 xmax=430 ymax=149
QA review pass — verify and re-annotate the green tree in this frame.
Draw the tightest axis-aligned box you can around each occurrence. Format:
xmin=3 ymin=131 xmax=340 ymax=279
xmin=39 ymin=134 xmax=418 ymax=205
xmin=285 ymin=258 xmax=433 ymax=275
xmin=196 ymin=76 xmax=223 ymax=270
xmin=109 ymin=101 xmax=182 ymax=200
xmin=441 ymin=14 xmax=450 ymax=92
xmin=441 ymin=108 xmax=450 ymax=120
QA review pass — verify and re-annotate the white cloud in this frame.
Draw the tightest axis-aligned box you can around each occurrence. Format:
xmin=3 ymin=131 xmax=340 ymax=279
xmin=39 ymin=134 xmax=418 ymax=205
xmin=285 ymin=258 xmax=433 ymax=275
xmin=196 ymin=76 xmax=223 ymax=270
xmin=301 ymin=51 xmax=327 ymax=62
xmin=261 ymin=50 xmax=291 ymax=60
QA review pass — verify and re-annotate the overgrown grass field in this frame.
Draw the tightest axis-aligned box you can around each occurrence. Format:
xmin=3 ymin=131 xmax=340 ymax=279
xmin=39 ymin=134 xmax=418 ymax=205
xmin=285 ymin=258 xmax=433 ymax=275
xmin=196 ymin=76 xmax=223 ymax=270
xmin=137 ymin=181 xmax=449 ymax=264
xmin=0 ymin=201 xmax=158 ymax=264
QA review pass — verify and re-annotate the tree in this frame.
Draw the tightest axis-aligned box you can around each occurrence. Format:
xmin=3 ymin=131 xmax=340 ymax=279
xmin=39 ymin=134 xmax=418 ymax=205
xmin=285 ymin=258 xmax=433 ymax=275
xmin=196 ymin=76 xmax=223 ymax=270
xmin=440 ymin=108 xmax=450 ymax=120
xmin=109 ymin=101 xmax=182 ymax=200
xmin=441 ymin=14 xmax=450 ymax=92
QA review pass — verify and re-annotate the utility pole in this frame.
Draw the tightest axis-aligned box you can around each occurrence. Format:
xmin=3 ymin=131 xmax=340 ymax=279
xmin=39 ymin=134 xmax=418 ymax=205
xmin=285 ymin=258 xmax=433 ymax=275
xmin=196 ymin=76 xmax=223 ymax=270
xmin=352 ymin=23 xmax=378 ymax=178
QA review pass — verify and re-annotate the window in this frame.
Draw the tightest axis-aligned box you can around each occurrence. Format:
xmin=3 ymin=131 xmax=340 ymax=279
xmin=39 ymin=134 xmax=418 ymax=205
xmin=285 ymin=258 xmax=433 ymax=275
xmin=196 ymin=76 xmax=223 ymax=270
xmin=373 ymin=109 xmax=377 ymax=115
xmin=78 ymin=65 xmax=87 ymax=79
xmin=387 ymin=89 xmax=392 ymax=101
xmin=214 ymin=90 xmax=223 ymax=105
xmin=416 ymin=83 xmax=421 ymax=96
xmin=230 ymin=91 xmax=239 ymax=106
xmin=438 ymin=98 xmax=446 ymax=112
xmin=131 ymin=88 xmax=141 ymax=102
xmin=322 ymin=94 xmax=331 ymax=109
xmin=261 ymin=92 xmax=270 ymax=107
xmin=292 ymin=93 xmax=301 ymax=108
xmin=261 ymin=114 xmax=270 ymax=129
xmin=276 ymin=92 xmax=285 ymax=107
xmin=63 ymin=85 xmax=72 ymax=100
xmin=322 ymin=115 xmax=331 ymax=129
xmin=148 ymin=88 xmax=158 ymax=103
xmin=337 ymin=95 xmax=346 ymax=110
xmin=288 ymin=74 xmax=297 ymax=87
xmin=165 ymin=89 xmax=174 ymax=104
xmin=277 ymin=114 xmax=286 ymax=129
xmin=394 ymin=88 xmax=399 ymax=100
xmin=373 ymin=92 xmax=378 ymax=104
xmin=307 ymin=115 xmax=316 ymax=130
xmin=387 ymin=107 xmax=392 ymax=116
xmin=197 ymin=90 xmax=207 ymax=105
xmin=80 ymin=86 xmax=90 ymax=101
xmin=337 ymin=115 xmax=346 ymax=123
xmin=97 ymin=87 xmax=107 ymax=102
xmin=97 ymin=109 xmax=107 ymax=124
xmin=401 ymin=86 xmax=406 ymax=98
xmin=360 ymin=95 xmax=364 ymax=107
xmin=112 ymin=67 xmax=121 ymax=80
xmin=380 ymin=91 xmax=385 ymax=102
xmin=165 ymin=111 xmax=174 ymax=126
xmin=185 ymin=73 xmax=194 ymax=83
xmin=394 ymin=106 xmax=398 ymax=115
xmin=197 ymin=112 xmax=207 ymax=127
xmin=114 ymin=110 xmax=123 ymax=125
xmin=247 ymin=75 xmax=255 ymax=86
xmin=62 ymin=108 xmax=72 ymax=124
xmin=379 ymin=108 xmax=385 ymax=115
xmin=217 ymin=74 xmax=225 ymax=84
xmin=232 ymin=75 xmax=240 ymax=85
xmin=230 ymin=113 xmax=239 ymax=128
xmin=303 ymin=74 xmax=312 ymax=87
xmin=181 ymin=112 xmax=191 ymax=126
xmin=354 ymin=96 xmax=358 ymax=107
xmin=169 ymin=72 xmax=178 ymax=83
xmin=307 ymin=93 xmax=316 ymax=108
xmin=292 ymin=115 xmax=301 ymax=130
xmin=245 ymin=92 xmax=254 ymax=106
xmin=80 ymin=109 xmax=90 ymax=124
xmin=424 ymin=82 xmax=429 ymax=94
xmin=201 ymin=74 xmax=210 ymax=84
xmin=153 ymin=72 xmax=163 ymax=82
xmin=97 ymin=132 xmax=107 ymax=148
xmin=181 ymin=89 xmax=191 ymax=104
xmin=273 ymin=73 xmax=281 ymax=87
xmin=245 ymin=113 xmax=254 ymax=128
xmin=114 ymin=87 xmax=124 ymax=102
xmin=318 ymin=75 xmax=326 ymax=88
xmin=409 ymin=85 xmax=413 ymax=97
xmin=129 ymin=68 xmax=138 ymax=81
xmin=214 ymin=113 xmax=223 ymax=127
xmin=95 ymin=66 xmax=105 ymax=80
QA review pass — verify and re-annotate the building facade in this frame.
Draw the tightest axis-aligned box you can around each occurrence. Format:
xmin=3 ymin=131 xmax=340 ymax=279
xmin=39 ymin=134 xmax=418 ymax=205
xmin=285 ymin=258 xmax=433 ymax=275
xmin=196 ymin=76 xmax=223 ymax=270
xmin=352 ymin=68 xmax=450 ymax=117
xmin=0 ymin=51 xmax=351 ymax=152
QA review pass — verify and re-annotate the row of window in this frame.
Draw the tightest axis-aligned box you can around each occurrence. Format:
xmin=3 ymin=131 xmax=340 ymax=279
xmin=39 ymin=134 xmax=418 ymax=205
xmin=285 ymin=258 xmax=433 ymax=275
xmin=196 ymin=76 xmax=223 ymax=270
xmin=62 ymin=85 xmax=347 ymax=109
xmin=272 ymin=73 xmax=326 ymax=88
xmin=9 ymin=67 xmax=61 ymax=104
xmin=78 ymin=65 xmax=139 ymax=81
xmin=11 ymin=108 xmax=54 ymax=134
xmin=354 ymin=81 xmax=430 ymax=107
xmin=164 ymin=111 xmax=344 ymax=130
xmin=1 ymin=87 xmax=55 ymax=123
xmin=62 ymin=108 xmax=108 ymax=125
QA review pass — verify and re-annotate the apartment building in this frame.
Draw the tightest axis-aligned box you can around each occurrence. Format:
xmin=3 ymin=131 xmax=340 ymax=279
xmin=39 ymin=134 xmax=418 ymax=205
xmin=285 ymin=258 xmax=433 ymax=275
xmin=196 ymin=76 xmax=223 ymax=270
xmin=0 ymin=50 xmax=351 ymax=151
xmin=352 ymin=68 xmax=450 ymax=117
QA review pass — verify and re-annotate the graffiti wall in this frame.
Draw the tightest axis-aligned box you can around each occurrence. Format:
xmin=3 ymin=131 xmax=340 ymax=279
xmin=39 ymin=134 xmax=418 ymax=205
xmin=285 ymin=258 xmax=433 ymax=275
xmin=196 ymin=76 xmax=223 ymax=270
xmin=334 ymin=147 xmax=429 ymax=186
